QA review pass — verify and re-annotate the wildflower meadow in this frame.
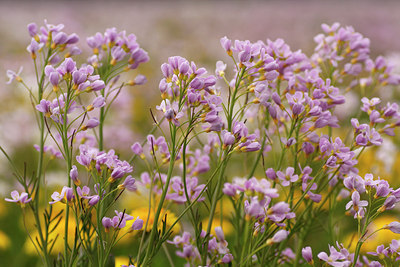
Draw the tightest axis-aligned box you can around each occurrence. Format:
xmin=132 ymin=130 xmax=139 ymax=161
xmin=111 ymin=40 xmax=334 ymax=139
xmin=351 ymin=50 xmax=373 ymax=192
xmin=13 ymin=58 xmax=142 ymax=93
xmin=1 ymin=4 xmax=400 ymax=267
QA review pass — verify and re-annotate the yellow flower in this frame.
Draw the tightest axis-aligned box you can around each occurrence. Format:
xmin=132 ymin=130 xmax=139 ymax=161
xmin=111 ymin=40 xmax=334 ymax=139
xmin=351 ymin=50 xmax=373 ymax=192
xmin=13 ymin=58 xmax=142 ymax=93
xmin=24 ymin=204 xmax=77 ymax=255
xmin=114 ymin=256 xmax=131 ymax=267
xmin=345 ymin=215 xmax=399 ymax=252
xmin=0 ymin=230 xmax=11 ymax=250
xmin=201 ymin=218 xmax=234 ymax=237
xmin=117 ymin=207 xmax=180 ymax=245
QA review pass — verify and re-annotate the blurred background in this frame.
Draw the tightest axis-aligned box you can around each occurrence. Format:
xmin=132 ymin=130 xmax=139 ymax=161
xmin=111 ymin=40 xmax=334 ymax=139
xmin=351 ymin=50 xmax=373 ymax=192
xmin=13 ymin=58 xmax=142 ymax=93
xmin=1 ymin=1 xmax=400 ymax=266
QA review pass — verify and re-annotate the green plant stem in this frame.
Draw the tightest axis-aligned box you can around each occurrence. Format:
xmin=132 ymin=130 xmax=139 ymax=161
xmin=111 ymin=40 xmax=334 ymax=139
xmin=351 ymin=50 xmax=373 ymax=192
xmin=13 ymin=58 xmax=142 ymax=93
xmin=33 ymin=46 xmax=53 ymax=267
xmin=201 ymin=152 xmax=229 ymax=265
xmin=142 ymin=129 xmax=177 ymax=266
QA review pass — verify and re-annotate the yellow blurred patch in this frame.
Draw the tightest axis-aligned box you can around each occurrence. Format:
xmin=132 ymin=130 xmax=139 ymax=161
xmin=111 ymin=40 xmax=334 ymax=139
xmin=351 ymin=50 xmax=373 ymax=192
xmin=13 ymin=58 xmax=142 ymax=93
xmin=118 ymin=207 xmax=180 ymax=245
xmin=201 ymin=218 xmax=234 ymax=237
xmin=114 ymin=256 xmax=131 ymax=267
xmin=23 ymin=204 xmax=78 ymax=255
xmin=0 ymin=230 xmax=11 ymax=250
xmin=344 ymin=215 xmax=399 ymax=252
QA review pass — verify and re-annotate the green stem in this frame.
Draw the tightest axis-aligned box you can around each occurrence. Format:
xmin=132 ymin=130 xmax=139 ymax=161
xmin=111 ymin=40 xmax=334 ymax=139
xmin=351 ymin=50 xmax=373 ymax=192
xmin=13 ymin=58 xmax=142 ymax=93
xmin=201 ymin=152 xmax=229 ymax=265
xmin=33 ymin=46 xmax=53 ymax=267
xmin=142 ymin=134 xmax=177 ymax=266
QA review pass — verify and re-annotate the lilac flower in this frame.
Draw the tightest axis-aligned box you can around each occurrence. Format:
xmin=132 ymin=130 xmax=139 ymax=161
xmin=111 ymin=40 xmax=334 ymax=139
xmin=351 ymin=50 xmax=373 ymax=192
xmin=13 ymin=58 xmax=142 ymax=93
xmin=49 ymin=71 xmax=60 ymax=90
xmin=156 ymin=99 xmax=183 ymax=126
xmin=6 ymin=67 xmax=23 ymax=84
xmin=317 ymin=244 xmax=351 ymax=267
xmin=133 ymin=74 xmax=147 ymax=85
xmin=244 ymin=177 xmax=279 ymax=199
xmin=77 ymin=186 xmax=91 ymax=199
xmin=49 ymin=186 xmax=74 ymax=204
xmin=239 ymin=141 xmax=261 ymax=152
xmin=265 ymin=168 xmax=277 ymax=181
xmin=88 ymin=96 xmax=106 ymax=110
xmin=82 ymin=118 xmax=100 ymax=130
xmin=167 ymin=176 xmax=205 ymax=203
xmin=110 ymin=46 xmax=127 ymax=65
xmin=5 ymin=190 xmax=32 ymax=207
xmin=302 ymin=141 xmax=315 ymax=155
xmin=346 ymin=191 xmax=368 ymax=219
xmin=222 ymin=183 xmax=237 ymax=197
xmin=384 ymin=222 xmax=400 ymax=234
xmin=215 ymin=60 xmax=227 ymax=77
xmin=35 ymin=99 xmax=52 ymax=116
xmin=27 ymin=23 xmax=38 ymax=37
xmin=220 ymin=254 xmax=233 ymax=263
xmin=118 ymin=175 xmax=137 ymax=192
xmin=244 ymin=198 xmax=264 ymax=219
xmin=281 ymin=137 xmax=296 ymax=148
xmin=361 ymin=97 xmax=381 ymax=113
xmin=222 ymin=131 xmax=235 ymax=147
xmin=33 ymin=144 xmax=62 ymax=158
xmin=367 ymin=244 xmax=388 ymax=258
xmin=128 ymin=48 xmax=149 ymax=69
xmin=276 ymin=167 xmax=299 ymax=186
xmin=102 ymin=217 xmax=117 ymax=232
xmin=343 ymin=175 xmax=365 ymax=193
xmin=88 ymin=195 xmax=100 ymax=206
xmin=70 ymin=165 xmax=80 ymax=186
xmin=102 ymin=210 xmax=134 ymax=232
xmin=53 ymin=32 xmax=68 ymax=45
xmin=267 ymin=230 xmax=288 ymax=245
xmin=302 ymin=246 xmax=313 ymax=263
xmin=27 ymin=39 xmax=43 ymax=58
xmin=220 ymin=36 xmax=232 ymax=54
xmin=375 ymin=182 xmax=390 ymax=198
xmin=378 ymin=195 xmax=397 ymax=212
xmin=267 ymin=202 xmax=295 ymax=222
xmin=131 ymin=217 xmax=143 ymax=231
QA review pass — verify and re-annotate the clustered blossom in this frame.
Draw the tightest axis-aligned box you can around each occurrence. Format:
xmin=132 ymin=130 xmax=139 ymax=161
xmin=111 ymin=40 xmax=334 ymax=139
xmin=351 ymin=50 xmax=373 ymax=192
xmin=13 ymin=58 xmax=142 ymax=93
xmin=181 ymin=147 xmax=210 ymax=176
xmin=49 ymin=186 xmax=75 ymax=205
xmin=157 ymin=56 xmax=225 ymax=132
xmin=317 ymin=243 xmax=352 ymax=267
xmin=34 ymin=58 xmax=106 ymax=129
xmin=75 ymin=145 xmax=133 ymax=183
xmin=76 ymin=184 xmax=104 ymax=206
xmin=223 ymin=177 xmax=296 ymax=231
xmin=33 ymin=144 xmax=62 ymax=159
xmin=166 ymin=176 xmax=205 ymax=203
xmin=318 ymin=136 xmax=357 ymax=175
xmin=5 ymin=20 xmax=400 ymax=267
xmin=86 ymin=28 xmax=149 ymax=70
xmin=102 ymin=210 xmax=143 ymax=232
xmin=27 ymin=20 xmax=80 ymax=61
xmin=352 ymin=97 xmax=400 ymax=141
xmin=168 ymin=228 xmax=233 ymax=265
xmin=342 ymin=173 xmax=400 ymax=218
xmin=368 ymin=240 xmax=400 ymax=264
xmin=222 ymin=121 xmax=261 ymax=152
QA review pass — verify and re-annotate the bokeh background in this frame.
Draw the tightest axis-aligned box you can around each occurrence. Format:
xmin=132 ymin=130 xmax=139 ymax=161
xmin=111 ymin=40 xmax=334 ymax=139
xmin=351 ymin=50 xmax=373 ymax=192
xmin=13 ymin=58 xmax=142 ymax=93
xmin=1 ymin=1 xmax=400 ymax=266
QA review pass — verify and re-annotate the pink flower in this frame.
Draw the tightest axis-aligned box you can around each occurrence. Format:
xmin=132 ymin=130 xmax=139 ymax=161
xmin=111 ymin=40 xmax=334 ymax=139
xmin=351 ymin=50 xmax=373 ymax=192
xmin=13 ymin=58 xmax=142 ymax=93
xmin=5 ymin=190 xmax=32 ymax=207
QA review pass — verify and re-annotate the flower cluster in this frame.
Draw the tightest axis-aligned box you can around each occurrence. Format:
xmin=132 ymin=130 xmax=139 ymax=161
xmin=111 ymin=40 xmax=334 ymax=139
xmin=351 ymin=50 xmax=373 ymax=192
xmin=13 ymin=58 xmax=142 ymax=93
xmin=87 ymin=28 xmax=149 ymax=70
xmin=168 ymin=227 xmax=233 ymax=265
xmin=27 ymin=20 xmax=80 ymax=61
xmin=4 ymin=20 xmax=400 ymax=267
